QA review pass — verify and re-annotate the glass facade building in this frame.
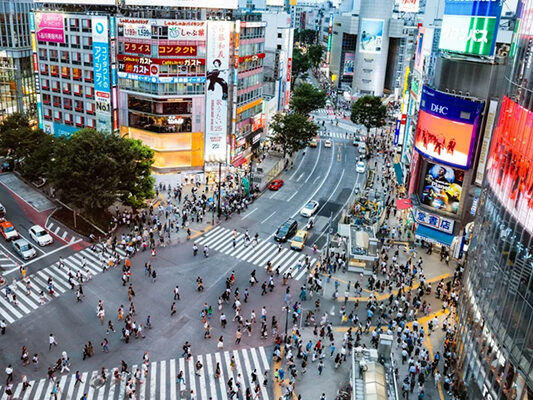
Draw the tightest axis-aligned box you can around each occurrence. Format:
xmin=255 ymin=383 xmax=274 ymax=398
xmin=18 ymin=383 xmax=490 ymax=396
xmin=457 ymin=0 xmax=533 ymax=399
xmin=0 ymin=0 xmax=36 ymax=120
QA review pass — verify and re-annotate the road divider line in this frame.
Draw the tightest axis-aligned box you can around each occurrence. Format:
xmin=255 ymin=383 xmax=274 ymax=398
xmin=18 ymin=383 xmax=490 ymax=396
xmin=261 ymin=211 xmax=276 ymax=223
xmin=289 ymin=150 xmax=307 ymax=180
xmin=287 ymin=191 xmax=298 ymax=202
xmin=241 ymin=207 xmax=257 ymax=220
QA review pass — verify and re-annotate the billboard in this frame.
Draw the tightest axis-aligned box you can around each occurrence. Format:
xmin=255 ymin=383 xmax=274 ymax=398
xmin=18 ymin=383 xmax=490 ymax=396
xmin=118 ymin=19 xmax=207 ymax=41
xmin=399 ymin=0 xmax=420 ymax=12
xmin=35 ymin=13 xmax=65 ymax=43
xmin=414 ymin=27 xmax=434 ymax=74
xmin=343 ymin=52 xmax=354 ymax=76
xmin=414 ymin=85 xmax=483 ymax=169
xmin=439 ymin=0 xmax=502 ymax=57
xmin=92 ymin=16 xmax=112 ymax=134
xmin=421 ymin=162 xmax=464 ymax=214
xmin=359 ymin=19 xmax=384 ymax=54
xmin=125 ymin=0 xmax=237 ymax=7
xmin=486 ymin=96 xmax=533 ymax=235
xmin=475 ymin=100 xmax=498 ymax=185
xmin=204 ymin=21 xmax=230 ymax=163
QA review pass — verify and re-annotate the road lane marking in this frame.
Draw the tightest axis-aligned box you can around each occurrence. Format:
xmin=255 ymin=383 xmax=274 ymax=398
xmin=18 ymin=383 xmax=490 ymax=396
xmin=305 ymin=140 xmax=322 ymax=183
xmin=287 ymin=191 xmax=298 ymax=202
xmin=289 ymin=151 xmax=307 ymax=180
xmin=241 ymin=208 xmax=257 ymax=220
xmin=261 ymin=211 xmax=276 ymax=223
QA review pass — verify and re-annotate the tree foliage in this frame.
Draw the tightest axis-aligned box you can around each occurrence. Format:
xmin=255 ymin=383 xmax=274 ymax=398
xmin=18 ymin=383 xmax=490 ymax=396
xmin=296 ymin=29 xmax=317 ymax=45
xmin=270 ymin=113 xmax=318 ymax=158
xmin=291 ymin=47 xmax=311 ymax=89
xmin=48 ymin=129 xmax=154 ymax=213
xmin=350 ymin=96 xmax=387 ymax=131
xmin=290 ymin=83 xmax=326 ymax=115
xmin=307 ymin=44 xmax=324 ymax=69
xmin=0 ymin=113 xmax=46 ymax=162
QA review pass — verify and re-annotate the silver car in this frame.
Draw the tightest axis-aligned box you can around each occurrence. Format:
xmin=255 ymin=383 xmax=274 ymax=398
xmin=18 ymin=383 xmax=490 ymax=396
xmin=300 ymin=200 xmax=319 ymax=217
xmin=12 ymin=238 xmax=36 ymax=260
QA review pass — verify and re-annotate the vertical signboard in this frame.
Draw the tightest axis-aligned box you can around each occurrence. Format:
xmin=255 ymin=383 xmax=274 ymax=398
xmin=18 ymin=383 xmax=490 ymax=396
xmin=359 ymin=19 xmax=384 ymax=54
xmin=343 ymin=52 xmax=354 ymax=76
xmin=205 ymin=21 xmax=230 ymax=163
xmin=92 ymin=16 xmax=112 ymax=133
xmin=30 ymin=12 xmax=43 ymax=130
xmin=399 ymin=0 xmax=420 ymax=13
xmin=439 ymin=0 xmax=503 ymax=57
xmin=326 ymin=13 xmax=333 ymax=64
xmin=35 ymin=13 xmax=65 ymax=43
xmin=474 ymin=100 xmax=497 ymax=185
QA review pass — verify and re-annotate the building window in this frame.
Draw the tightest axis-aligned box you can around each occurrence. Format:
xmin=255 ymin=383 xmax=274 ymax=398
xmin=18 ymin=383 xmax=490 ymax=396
xmin=87 ymin=118 xmax=95 ymax=128
xmin=86 ymin=102 xmax=95 ymax=115
xmin=72 ymin=52 xmax=81 ymax=65
xmin=277 ymin=33 xmax=282 ymax=38
xmin=53 ymin=110 xmax=62 ymax=122
xmin=53 ymin=96 xmax=61 ymax=107
xmin=82 ymin=19 xmax=91 ymax=32
xmin=85 ymin=86 xmax=94 ymax=99
xmin=65 ymin=113 xmax=73 ymax=125
xmin=40 ymin=64 xmax=48 ymax=75
xmin=73 ymin=68 xmax=82 ymax=81
xmin=75 ymin=100 xmax=83 ymax=112
xmin=50 ymin=65 xmax=59 ymax=77
xmin=62 ymin=82 xmax=71 ymax=94
xmin=61 ymin=67 xmax=70 ymax=79
xmin=84 ymin=70 xmax=93 ymax=83
xmin=74 ymin=84 xmax=82 ymax=96
xmin=64 ymin=98 xmax=72 ymax=109
xmin=39 ymin=49 xmax=47 ymax=61
xmin=82 ymin=36 xmax=92 ymax=49
xmin=42 ymin=94 xmax=51 ymax=105
xmin=44 ymin=108 xmax=52 ymax=120
xmin=52 ymin=81 xmax=60 ymax=92
xmin=71 ymin=35 xmax=80 ymax=48
xmin=75 ymin=115 xmax=84 ymax=127
xmin=41 ymin=79 xmax=49 ymax=90
xmin=83 ymin=53 xmax=92 ymax=65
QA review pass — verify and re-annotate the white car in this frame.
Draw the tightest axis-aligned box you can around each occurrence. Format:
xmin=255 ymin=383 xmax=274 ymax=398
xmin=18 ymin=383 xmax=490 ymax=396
xmin=358 ymin=142 xmax=366 ymax=152
xmin=29 ymin=225 xmax=53 ymax=246
xmin=300 ymin=200 xmax=319 ymax=217
xmin=356 ymin=161 xmax=366 ymax=173
xmin=12 ymin=239 xmax=36 ymax=260
xmin=324 ymin=140 xmax=332 ymax=148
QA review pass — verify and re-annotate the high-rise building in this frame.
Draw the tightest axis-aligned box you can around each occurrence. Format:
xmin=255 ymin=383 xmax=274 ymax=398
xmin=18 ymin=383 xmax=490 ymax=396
xmin=0 ymin=0 xmax=37 ymax=120
xmin=32 ymin=1 xmax=266 ymax=173
xmin=456 ymin=0 xmax=533 ymax=398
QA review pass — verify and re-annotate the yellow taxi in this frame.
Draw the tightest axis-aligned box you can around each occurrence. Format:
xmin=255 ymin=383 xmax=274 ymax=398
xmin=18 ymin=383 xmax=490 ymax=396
xmin=290 ymin=230 xmax=308 ymax=251
xmin=309 ymin=138 xmax=318 ymax=148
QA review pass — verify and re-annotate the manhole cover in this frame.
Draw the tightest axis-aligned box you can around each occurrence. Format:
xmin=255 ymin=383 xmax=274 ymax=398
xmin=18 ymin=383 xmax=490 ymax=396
xmin=91 ymin=376 xmax=105 ymax=388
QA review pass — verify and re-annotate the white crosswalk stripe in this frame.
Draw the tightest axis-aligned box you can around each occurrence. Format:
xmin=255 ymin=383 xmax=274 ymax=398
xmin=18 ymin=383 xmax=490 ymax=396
xmin=318 ymin=131 xmax=350 ymax=139
xmin=0 ymin=243 xmax=127 ymax=326
xmin=196 ymin=227 xmax=315 ymax=281
xmin=8 ymin=347 xmax=270 ymax=400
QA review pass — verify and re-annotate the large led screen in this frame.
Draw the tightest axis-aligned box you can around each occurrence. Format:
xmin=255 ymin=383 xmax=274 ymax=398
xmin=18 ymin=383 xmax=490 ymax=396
xmin=414 ymin=85 xmax=483 ymax=169
xmin=486 ymin=96 xmax=533 ymax=235
xmin=421 ymin=162 xmax=464 ymax=214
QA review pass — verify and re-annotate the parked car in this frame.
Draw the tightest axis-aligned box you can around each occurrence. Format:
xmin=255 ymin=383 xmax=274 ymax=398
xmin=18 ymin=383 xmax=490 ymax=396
xmin=269 ymin=179 xmax=284 ymax=191
xmin=29 ymin=225 xmax=54 ymax=246
xmin=0 ymin=221 xmax=19 ymax=240
xmin=12 ymin=238 xmax=36 ymax=260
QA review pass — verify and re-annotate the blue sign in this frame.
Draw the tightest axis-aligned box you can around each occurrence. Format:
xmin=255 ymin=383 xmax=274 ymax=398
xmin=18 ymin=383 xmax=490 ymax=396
xmin=420 ymin=85 xmax=483 ymax=124
xmin=414 ymin=208 xmax=455 ymax=234
xmin=37 ymin=102 xmax=43 ymax=129
xmin=29 ymin=12 xmax=35 ymax=31
xmin=118 ymin=72 xmax=206 ymax=84
xmin=111 ymin=64 xmax=117 ymax=87
xmin=444 ymin=0 xmax=502 ymax=17
xmin=394 ymin=119 xmax=401 ymax=146
xmin=53 ymin=123 xmax=79 ymax=138
xmin=93 ymin=42 xmax=110 ymax=92
xmin=109 ymin=17 xmax=116 ymax=39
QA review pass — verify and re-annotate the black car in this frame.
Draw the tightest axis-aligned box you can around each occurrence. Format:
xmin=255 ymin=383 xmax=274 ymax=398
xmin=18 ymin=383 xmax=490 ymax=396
xmin=274 ymin=219 xmax=298 ymax=242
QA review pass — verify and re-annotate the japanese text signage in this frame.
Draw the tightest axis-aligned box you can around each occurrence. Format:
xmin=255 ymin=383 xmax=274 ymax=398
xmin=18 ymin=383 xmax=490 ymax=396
xmin=35 ymin=13 xmax=65 ymax=44
xmin=439 ymin=0 xmax=503 ymax=56
xmin=124 ymin=0 xmax=237 ymax=8
xmin=92 ymin=16 xmax=112 ymax=134
xmin=414 ymin=85 xmax=483 ymax=169
xmin=158 ymin=45 xmax=197 ymax=56
xmin=414 ymin=207 xmax=455 ymax=234
xmin=399 ymin=0 xmax=420 ymax=12
xmin=118 ymin=19 xmax=206 ymax=41
xmin=123 ymin=42 xmax=151 ymax=55
xmin=204 ymin=21 xmax=230 ymax=163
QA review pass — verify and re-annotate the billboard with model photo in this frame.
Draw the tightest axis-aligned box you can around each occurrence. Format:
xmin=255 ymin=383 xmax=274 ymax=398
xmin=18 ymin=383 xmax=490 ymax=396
xmin=359 ymin=19 xmax=384 ymax=54
xmin=414 ymin=85 xmax=483 ymax=169
xmin=421 ymin=162 xmax=464 ymax=214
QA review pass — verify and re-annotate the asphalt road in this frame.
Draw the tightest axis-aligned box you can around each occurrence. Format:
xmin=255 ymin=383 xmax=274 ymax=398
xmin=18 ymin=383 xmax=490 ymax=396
xmin=0 ymin=111 xmax=368 ymax=399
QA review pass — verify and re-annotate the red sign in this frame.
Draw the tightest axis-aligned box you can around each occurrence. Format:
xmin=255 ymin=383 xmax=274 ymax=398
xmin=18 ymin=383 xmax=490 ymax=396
xmin=287 ymin=57 xmax=292 ymax=82
xmin=486 ymin=96 xmax=533 ymax=234
xmin=401 ymin=113 xmax=407 ymax=125
xmin=123 ymin=42 xmax=151 ymax=55
xmin=238 ymin=53 xmax=265 ymax=63
xmin=118 ymin=54 xmax=205 ymax=66
xmin=158 ymin=45 xmax=197 ymax=56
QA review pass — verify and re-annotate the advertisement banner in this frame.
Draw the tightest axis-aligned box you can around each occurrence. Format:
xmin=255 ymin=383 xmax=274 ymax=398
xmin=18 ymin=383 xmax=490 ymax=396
xmin=414 ymin=85 xmax=483 ymax=169
xmin=204 ymin=21 xmax=230 ymax=162
xmin=439 ymin=0 xmax=502 ymax=57
xmin=486 ymin=96 xmax=533 ymax=235
xmin=399 ymin=0 xmax=420 ymax=13
xmin=421 ymin=162 xmax=464 ymax=214
xmin=474 ymin=100 xmax=498 ymax=185
xmin=414 ymin=28 xmax=434 ymax=74
xmin=124 ymin=42 xmax=151 ymax=55
xmin=359 ymin=19 xmax=384 ymax=54
xmin=118 ymin=72 xmax=206 ymax=83
xmin=159 ymin=45 xmax=197 ymax=56
xmin=125 ymin=0 xmax=237 ymax=7
xmin=92 ymin=16 xmax=112 ymax=133
xmin=414 ymin=207 xmax=455 ymax=234
xmin=35 ymin=13 xmax=65 ymax=44
xmin=343 ymin=52 xmax=354 ymax=76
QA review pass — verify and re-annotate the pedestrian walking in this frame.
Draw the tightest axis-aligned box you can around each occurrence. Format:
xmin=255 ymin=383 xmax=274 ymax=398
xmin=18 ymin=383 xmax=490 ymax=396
xmin=48 ymin=333 xmax=57 ymax=350
xmin=171 ymin=302 xmax=177 ymax=316
xmin=75 ymin=370 xmax=83 ymax=385
xmin=5 ymin=364 xmax=13 ymax=384
xmin=318 ymin=360 xmax=324 ymax=375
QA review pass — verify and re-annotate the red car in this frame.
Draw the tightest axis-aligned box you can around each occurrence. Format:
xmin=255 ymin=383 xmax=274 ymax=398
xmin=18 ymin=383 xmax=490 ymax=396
xmin=269 ymin=179 xmax=284 ymax=191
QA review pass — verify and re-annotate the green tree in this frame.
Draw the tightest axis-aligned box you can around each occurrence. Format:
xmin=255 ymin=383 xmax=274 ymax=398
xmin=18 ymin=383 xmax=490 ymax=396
xmin=48 ymin=129 xmax=154 ymax=214
xmin=296 ymin=29 xmax=317 ymax=45
xmin=290 ymin=83 xmax=326 ymax=115
xmin=0 ymin=113 xmax=45 ymax=162
xmin=291 ymin=47 xmax=311 ymax=89
xmin=350 ymin=96 xmax=387 ymax=132
xmin=17 ymin=133 xmax=56 ymax=181
xmin=270 ymin=112 xmax=318 ymax=158
xmin=307 ymin=44 xmax=324 ymax=70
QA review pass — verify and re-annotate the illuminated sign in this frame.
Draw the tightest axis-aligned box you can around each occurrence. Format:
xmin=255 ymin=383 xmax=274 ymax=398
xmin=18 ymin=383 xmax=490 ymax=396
xmin=92 ymin=16 xmax=112 ymax=133
xmin=359 ymin=19 xmax=384 ymax=54
xmin=486 ymin=96 xmax=533 ymax=235
xmin=118 ymin=19 xmax=207 ymax=41
xmin=474 ymin=100 xmax=497 ymax=185
xmin=238 ymin=53 xmax=265 ymax=63
xmin=123 ymin=42 xmax=151 ymax=55
xmin=414 ymin=85 xmax=483 ymax=169
xmin=399 ymin=0 xmax=420 ymax=13
xmin=343 ymin=52 xmax=354 ymax=76
xmin=439 ymin=0 xmax=502 ymax=56
xmin=124 ymin=0 xmax=237 ymax=8
xmin=414 ymin=207 xmax=455 ymax=234
xmin=118 ymin=72 xmax=206 ymax=83
xmin=421 ymin=162 xmax=464 ymax=214
xmin=159 ymin=45 xmax=197 ymax=56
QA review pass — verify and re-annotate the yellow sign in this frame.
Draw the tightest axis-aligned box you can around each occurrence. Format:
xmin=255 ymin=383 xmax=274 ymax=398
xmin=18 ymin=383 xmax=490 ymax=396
xmin=290 ymin=0 xmax=297 ymax=4
xmin=236 ymin=98 xmax=262 ymax=115
xmin=402 ymin=66 xmax=410 ymax=96
xmin=331 ymin=74 xmax=337 ymax=82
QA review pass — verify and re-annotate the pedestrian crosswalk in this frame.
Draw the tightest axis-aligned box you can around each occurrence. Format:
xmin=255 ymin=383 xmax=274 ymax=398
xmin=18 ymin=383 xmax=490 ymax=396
xmin=45 ymin=221 xmax=79 ymax=244
xmin=196 ymin=226 xmax=315 ymax=281
xmin=0 ymin=251 xmax=16 ymax=269
xmin=313 ymin=108 xmax=334 ymax=116
xmin=318 ymin=132 xmax=352 ymax=139
xmin=0 ymin=347 xmax=271 ymax=400
xmin=0 ymin=244 xmax=127 ymax=326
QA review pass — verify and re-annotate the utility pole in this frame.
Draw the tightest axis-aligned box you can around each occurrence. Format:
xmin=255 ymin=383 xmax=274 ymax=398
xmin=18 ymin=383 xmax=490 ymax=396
xmin=217 ymin=162 xmax=222 ymax=218
xmin=326 ymin=211 xmax=333 ymax=261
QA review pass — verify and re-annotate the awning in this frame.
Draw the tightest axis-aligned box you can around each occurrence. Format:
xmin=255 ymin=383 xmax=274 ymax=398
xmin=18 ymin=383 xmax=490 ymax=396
xmin=393 ymin=163 xmax=404 ymax=185
xmin=395 ymin=198 xmax=412 ymax=210
xmin=415 ymin=224 xmax=454 ymax=247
